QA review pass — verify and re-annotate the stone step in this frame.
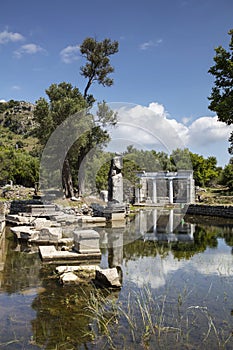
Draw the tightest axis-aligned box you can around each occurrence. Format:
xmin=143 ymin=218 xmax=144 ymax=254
xmin=39 ymin=245 xmax=101 ymax=263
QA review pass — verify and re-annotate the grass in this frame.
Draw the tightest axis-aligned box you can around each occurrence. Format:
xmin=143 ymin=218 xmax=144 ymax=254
xmin=82 ymin=285 xmax=233 ymax=349
xmin=196 ymin=186 xmax=233 ymax=205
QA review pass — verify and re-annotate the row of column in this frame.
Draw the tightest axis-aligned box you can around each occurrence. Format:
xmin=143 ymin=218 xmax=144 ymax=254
xmin=152 ymin=178 xmax=174 ymax=204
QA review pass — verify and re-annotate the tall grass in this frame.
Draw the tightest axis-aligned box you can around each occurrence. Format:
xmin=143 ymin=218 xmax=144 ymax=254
xmin=83 ymin=284 xmax=233 ymax=349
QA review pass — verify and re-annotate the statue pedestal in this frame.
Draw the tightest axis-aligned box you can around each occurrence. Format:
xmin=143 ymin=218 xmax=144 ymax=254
xmin=73 ymin=229 xmax=101 ymax=254
xmin=103 ymin=202 xmax=126 ymax=221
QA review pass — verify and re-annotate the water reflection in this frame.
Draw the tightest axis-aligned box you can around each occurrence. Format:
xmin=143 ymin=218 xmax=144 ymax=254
xmin=0 ymin=210 xmax=233 ymax=349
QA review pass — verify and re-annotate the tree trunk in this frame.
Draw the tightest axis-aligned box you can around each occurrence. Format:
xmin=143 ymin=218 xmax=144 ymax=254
xmin=62 ymin=158 xmax=74 ymax=198
xmin=77 ymin=150 xmax=89 ymax=196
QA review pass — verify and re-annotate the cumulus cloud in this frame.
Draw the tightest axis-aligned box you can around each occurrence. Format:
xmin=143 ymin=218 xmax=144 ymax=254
xmin=106 ymin=102 xmax=187 ymax=154
xmin=124 ymin=241 xmax=233 ymax=290
xmin=123 ymin=253 xmax=185 ymax=289
xmin=188 ymin=116 xmax=232 ymax=146
xmin=14 ymin=43 xmax=46 ymax=58
xmin=0 ymin=29 xmax=24 ymax=44
xmin=103 ymin=102 xmax=233 ymax=166
xmin=139 ymin=39 xmax=163 ymax=50
xmin=60 ymin=45 xmax=80 ymax=63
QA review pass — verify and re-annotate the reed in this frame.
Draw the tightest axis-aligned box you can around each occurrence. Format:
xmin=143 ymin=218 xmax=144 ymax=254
xmin=82 ymin=284 xmax=233 ymax=349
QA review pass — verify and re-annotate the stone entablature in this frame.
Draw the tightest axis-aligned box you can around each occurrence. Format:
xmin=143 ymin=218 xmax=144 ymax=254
xmin=135 ymin=170 xmax=195 ymax=204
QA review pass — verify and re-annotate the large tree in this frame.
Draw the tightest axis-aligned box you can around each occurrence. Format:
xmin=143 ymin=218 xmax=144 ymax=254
xmin=34 ymin=83 xmax=117 ymax=197
xmin=80 ymin=37 xmax=119 ymax=100
xmin=208 ymin=29 xmax=233 ymax=153
xmin=34 ymin=37 xmax=119 ymax=197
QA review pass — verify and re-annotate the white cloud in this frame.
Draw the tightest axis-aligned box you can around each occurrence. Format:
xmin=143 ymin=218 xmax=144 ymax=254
xmin=188 ymin=116 xmax=232 ymax=146
xmin=139 ymin=39 xmax=163 ymax=50
xmin=60 ymin=45 xmax=80 ymax=63
xmin=182 ymin=116 xmax=192 ymax=125
xmin=106 ymin=102 xmax=187 ymax=154
xmin=123 ymin=242 xmax=233 ymax=290
xmin=123 ymin=253 xmax=185 ymax=289
xmin=0 ymin=99 xmax=6 ymax=103
xmin=14 ymin=43 xmax=46 ymax=58
xmin=0 ymin=29 xmax=24 ymax=44
xmin=103 ymin=102 xmax=233 ymax=166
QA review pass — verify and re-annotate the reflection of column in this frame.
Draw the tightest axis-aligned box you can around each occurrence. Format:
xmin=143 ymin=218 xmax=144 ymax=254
xmin=153 ymin=209 xmax=157 ymax=234
xmin=108 ymin=230 xmax=123 ymax=268
xmin=168 ymin=209 xmax=174 ymax=233
xmin=169 ymin=179 xmax=173 ymax=204
xmin=152 ymin=180 xmax=157 ymax=203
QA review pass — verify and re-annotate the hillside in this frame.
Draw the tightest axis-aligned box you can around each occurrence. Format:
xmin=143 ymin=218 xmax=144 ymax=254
xmin=0 ymin=100 xmax=37 ymax=136
xmin=0 ymin=100 xmax=39 ymax=187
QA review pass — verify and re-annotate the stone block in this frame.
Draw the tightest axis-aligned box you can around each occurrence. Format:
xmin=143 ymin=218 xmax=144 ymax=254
xmin=39 ymin=227 xmax=62 ymax=241
xmin=95 ymin=267 xmax=122 ymax=288
xmin=73 ymin=229 xmax=100 ymax=254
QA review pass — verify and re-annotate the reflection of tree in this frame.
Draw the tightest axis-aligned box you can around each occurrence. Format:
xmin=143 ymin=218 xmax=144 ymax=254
xmin=1 ymin=231 xmax=42 ymax=294
xmin=31 ymin=275 xmax=120 ymax=349
xmin=123 ymin=224 xmax=219 ymax=262
xmin=171 ymin=225 xmax=218 ymax=260
xmin=216 ymin=226 xmax=233 ymax=247
xmin=31 ymin=284 xmax=91 ymax=348
xmin=123 ymin=240 xmax=169 ymax=262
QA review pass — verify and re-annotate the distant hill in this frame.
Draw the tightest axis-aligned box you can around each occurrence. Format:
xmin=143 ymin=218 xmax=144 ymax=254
xmin=0 ymin=100 xmax=37 ymax=136
xmin=0 ymin=100 xmax=38 ymax=154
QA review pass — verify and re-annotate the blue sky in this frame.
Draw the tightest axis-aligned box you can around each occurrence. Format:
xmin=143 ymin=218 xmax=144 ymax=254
xmin=0 ymin=0 xmax=233 ymax=166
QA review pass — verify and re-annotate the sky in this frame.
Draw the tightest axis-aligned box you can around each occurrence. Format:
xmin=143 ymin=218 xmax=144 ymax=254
xmin=0 ymin=0 xmax=233 ymax=166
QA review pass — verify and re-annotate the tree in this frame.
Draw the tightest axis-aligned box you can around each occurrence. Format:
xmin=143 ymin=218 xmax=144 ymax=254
xmin=189 ymin=152 xmax=220 ymax=187
xmin=34 ymin=83 xmax=117 ymax=197
xmin=208 ymin=29 xmax=233 ymax=153
xmin=0 ymin=147 xmax=39 ymax=187
xmin=34 ymin=82 xmax=87 ymax=197
xmin=219 ymin=158 xmax=233 ymax=190
xmin=80 ymin=37 xmax=119 ymax=99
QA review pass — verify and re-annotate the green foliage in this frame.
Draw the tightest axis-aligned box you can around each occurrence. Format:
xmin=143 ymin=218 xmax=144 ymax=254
xmin=0 ymin=147 xmax=39 ymax=187
xmin=208 ymin=29 xmax=233 ymax=153
xmin=80 ymin=37 xmax=119 ymax=99
xmin=0 ymin=100 xmax=35 ymax=135
xmin=34 ymin=82 xmax=87 ymax=145
xmin=219 ymin=159 xmax=233 ymax=190
xmin=189 ymin=152 xmax=220 ymax=187
xmin=170 ymin=148 xmax=192 ymax=170
xmin=34 ymin=82 xmax=118 ymax=195
xmin=123 ymin=145 xmax=174 ymax=172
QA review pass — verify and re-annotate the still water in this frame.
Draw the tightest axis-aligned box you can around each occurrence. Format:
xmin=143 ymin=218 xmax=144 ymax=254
xmin=0 ymin=209 xmax=233 ymax=349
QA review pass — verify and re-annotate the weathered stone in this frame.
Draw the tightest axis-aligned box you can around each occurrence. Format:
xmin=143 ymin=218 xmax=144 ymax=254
xmin=26 ymin=204 xmax=56 ymax=216
xmin=59 ymin=272 xmax=80 ymax=285
xmin=95 ymin=267 xmax=122 ymax=288
xmin=39 ymin=227 xmax=62 ymax=241
xmin=108 ymin=154 xmax=123 ymax=203
xmin=33 ymin=218 xmax=52 ymax=229
xmin=56 ymin=265 xmax=100 ymax=274
xmin=6 ymin=214 xmax=30 ymax=224
xmin=78 ymin=216 xmax=106 ymax=223
xmin=73 ymin=229 xmax=100 ymax=254
xmin=39 ymin=245 xmax=101 ymax=262
xmin=10 ymin=226 xmax=39 ymax=240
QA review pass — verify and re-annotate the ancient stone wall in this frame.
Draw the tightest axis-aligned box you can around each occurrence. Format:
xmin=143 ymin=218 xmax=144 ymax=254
xmin=185 ymin=204 xmax=233 ymax=219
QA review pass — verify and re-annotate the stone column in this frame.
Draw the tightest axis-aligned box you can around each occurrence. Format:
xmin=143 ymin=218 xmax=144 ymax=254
xmin=152 ymin=180 xmax=157 ymax=203
xmin=169 ymin=179 xmax=173 ymax=204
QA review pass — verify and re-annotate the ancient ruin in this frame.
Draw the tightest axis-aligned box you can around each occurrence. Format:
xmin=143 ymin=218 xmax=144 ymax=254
xmin=135 ymin=170 xmax=195 ymax=205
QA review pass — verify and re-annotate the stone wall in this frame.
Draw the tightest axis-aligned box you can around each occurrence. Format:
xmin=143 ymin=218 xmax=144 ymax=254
xmin=185 ymin=204 xmax=233 ymax=219
xmin=0 ymin=199 xmax=43 ymax=216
